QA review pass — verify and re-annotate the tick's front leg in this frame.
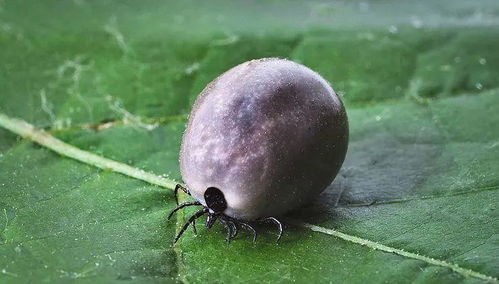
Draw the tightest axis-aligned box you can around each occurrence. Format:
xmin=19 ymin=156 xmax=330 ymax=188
xmin=174 ymin=184 xmax=191 ymax=205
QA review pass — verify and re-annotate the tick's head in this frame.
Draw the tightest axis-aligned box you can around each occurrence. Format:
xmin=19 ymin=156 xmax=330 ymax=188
xmin=204 ymin=187 xmax=227 ymax=229
xmin=204 ymin=187 xmax=227 ymax=214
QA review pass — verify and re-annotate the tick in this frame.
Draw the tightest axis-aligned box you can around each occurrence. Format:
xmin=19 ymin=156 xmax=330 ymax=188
xmin=169 ymin=58 xmax=348 ymax=243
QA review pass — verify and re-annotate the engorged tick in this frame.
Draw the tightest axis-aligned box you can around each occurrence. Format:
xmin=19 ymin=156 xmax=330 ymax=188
xmin=168 ymin=58 xmax=349 ymax=244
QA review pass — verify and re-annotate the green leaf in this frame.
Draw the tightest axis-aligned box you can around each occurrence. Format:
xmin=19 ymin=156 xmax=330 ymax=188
xmin=1 ymin=0 xmax=498 ymax=283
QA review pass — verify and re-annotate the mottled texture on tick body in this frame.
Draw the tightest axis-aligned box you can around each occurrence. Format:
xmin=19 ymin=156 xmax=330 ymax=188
xmin=180 ymin=58 xmax=348 ymax=220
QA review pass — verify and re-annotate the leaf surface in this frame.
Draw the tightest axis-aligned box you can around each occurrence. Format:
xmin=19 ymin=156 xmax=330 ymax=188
xmin=1 ymin=0 xmax=498 ymax=283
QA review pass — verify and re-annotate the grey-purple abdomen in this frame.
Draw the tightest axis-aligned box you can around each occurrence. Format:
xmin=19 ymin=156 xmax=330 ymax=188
xmin=180 ymin=58 xmax=348 ymax=220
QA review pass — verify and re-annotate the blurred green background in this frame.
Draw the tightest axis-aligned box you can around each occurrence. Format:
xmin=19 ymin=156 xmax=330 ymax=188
xmin=1 ymin=0 xmax=498 ymax=283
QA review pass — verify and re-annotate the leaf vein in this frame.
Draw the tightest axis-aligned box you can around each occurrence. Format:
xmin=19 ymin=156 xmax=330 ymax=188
xmin=287 ymin=220 xmax=498 ymax=282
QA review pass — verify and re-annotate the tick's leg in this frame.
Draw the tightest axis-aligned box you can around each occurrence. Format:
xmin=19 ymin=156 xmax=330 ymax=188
xmin=173 ymin=208 xmax=207 ymax=244
xmin=221 ymin=216 xmax=238 ymax=240
xmin=238 ymin=221 xmax=258 ymax=243
xmin=227 ymin=219 xmax=238 ymax=240
xmin=205 ymin=213 xmax=218 ymax=229
xmin=174 ymin=184 xmax=190 ymax=205
xmin=191 ymin=218 xmax=197 ymax=235
xmin=259 ymin=217 xmax=283 ymax=242
xmin=167 ymin=201 xmax=201 ymax=220
xmin=219 ymin=218 xmax=234 ymax=242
